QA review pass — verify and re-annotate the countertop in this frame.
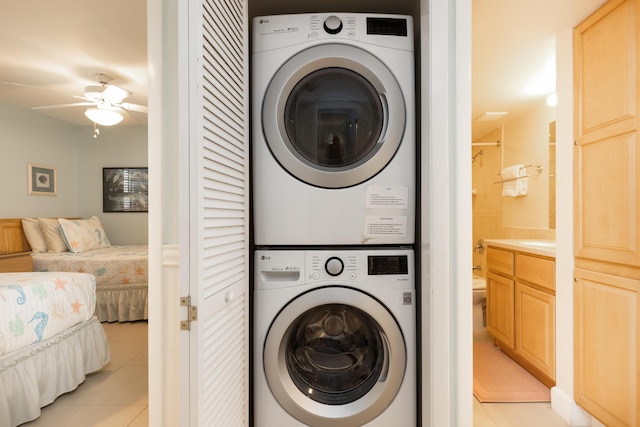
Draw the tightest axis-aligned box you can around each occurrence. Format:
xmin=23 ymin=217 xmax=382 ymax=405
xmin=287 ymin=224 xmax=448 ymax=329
xmin=483 ymin=239 xmax=556 ymax=258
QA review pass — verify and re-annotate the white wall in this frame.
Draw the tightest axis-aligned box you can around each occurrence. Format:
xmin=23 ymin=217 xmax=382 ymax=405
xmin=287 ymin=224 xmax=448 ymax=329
xmin=0 ymin=100 xmax=148 ymax=245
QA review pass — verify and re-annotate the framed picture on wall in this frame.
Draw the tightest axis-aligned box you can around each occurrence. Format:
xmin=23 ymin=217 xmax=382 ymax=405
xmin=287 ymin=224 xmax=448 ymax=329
xmin=103 ymin=167 xmax=149 ymax=212
xmin=27 ymin=163 xmax=57 ymax=196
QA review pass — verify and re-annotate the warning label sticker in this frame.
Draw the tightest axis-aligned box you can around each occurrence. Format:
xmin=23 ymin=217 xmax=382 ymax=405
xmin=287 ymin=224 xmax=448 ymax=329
xmin=366 ymin=186 xmax=409 ymax=209
xmin=364 ymin=216 xmax=408 ymax=237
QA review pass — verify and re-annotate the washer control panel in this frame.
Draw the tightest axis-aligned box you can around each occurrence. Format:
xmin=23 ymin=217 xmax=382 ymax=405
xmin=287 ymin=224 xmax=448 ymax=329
xmin=255 ymin=249 xmax=414 ymax=289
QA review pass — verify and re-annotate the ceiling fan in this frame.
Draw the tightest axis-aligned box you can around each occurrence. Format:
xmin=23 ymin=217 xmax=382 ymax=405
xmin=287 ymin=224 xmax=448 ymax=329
xmin=5 ymin=73 xmax=147 ymax=126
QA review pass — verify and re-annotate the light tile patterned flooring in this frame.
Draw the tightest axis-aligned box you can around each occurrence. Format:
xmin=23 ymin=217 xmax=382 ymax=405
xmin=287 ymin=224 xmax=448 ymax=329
xmin=22 ymin=320 xmax=148 ymax=427
xmin=22 ymin=319 xmax=571 ymax=426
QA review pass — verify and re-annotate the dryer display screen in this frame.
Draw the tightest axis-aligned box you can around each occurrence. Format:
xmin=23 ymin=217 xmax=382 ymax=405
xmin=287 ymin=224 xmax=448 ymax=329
xmin=366 ymin=18 xmax=408 ymax=37
xmin=368 ymin=255 xmax=409 ymax=275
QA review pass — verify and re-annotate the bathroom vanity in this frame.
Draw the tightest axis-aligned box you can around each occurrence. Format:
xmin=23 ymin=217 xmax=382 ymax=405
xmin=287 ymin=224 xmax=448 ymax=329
xmin=484 ymin=239 xmax=556 ymax=387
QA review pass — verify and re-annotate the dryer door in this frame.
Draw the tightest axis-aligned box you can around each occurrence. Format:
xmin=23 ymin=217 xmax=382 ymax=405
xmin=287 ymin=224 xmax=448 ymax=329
xmin=262 ymin=44 xmax=406 ymax=188
xmin=263 ymin=286 xmax=406 ymax=427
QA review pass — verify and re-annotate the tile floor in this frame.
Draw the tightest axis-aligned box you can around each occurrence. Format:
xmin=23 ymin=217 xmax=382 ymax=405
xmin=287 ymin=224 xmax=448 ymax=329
xmin=21 ymin=318 xmax=571 ymax=427
xmin=22 ymin=320 xmax=149 ymax=427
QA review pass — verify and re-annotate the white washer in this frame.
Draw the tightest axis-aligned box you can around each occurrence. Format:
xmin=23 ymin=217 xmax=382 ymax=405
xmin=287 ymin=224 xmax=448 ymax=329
xmin=254 ymin=249 xmax=416 ymax=426
xmin=252 ymin=13 xmax=415 ymax=245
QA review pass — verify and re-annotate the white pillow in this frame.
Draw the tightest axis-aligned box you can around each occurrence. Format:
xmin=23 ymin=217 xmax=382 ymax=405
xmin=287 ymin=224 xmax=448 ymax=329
xmin=58 ymin=216 xmax=111 ymax=253
xmin=21 ymin=218 xmax=48 ymax=252
xmin=38 ymin=218 xmax=69 ymax=253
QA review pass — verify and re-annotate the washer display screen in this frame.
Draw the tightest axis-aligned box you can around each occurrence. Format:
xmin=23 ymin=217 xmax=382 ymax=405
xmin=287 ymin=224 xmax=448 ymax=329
xmin=367 ymin=255 xmax=409 ymax=275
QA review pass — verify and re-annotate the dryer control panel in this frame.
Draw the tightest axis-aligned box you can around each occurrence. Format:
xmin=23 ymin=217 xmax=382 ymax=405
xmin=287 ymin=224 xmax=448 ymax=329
xmin=255 ymin=249 xmax=414 ymax=289
xmin=252 ymin=13 xmax=413 ymax=53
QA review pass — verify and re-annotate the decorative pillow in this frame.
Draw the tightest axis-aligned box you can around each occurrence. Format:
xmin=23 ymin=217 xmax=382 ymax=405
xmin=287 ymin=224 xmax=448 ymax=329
xmin=21 ymin=218 xmax=48 ymax=252
xmin=58 ymin=216 xmax=111 ymax=253
xmin=38 ymin=218 xmax=69 ymax=253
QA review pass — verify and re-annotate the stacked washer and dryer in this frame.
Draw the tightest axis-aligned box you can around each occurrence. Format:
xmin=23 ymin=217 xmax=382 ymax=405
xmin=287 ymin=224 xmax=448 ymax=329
xmin=252 ymin=13 xmax=417 ymax=426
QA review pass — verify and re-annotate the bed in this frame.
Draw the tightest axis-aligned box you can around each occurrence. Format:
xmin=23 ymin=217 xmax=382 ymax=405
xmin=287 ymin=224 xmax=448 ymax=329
xmin=32 ymin=245 xmax=148 ymax=322
xmin=0 ymin=271 xmax=110 ymax=426
xmin=0 ymin=217 xmax=148 ymax=322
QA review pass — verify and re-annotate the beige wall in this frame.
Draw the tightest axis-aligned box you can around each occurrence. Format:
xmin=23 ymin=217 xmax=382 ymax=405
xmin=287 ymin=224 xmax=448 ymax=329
xmin=471 ymin=105 xmax=556 ymax=276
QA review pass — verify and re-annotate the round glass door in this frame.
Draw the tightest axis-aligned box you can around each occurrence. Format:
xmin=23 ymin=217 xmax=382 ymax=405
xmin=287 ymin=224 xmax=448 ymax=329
xmin=263 ymin=286 xmax=406 ymax=427
xmin=284 ymin=68 xmax=384 ymax=170
xmin=262 ymin=44 xmax=406 ymax=188
xmin=286 ymin=304 xmax=386 ymax=405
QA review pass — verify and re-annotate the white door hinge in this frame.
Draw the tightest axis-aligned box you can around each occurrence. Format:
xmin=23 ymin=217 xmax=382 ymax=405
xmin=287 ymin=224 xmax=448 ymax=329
xmin=180 ymin=296 xmax=198 ymax=330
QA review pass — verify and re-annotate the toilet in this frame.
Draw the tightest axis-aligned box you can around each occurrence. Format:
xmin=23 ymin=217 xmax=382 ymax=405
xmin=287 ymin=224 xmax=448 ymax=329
xmin=472 ymin=276 xmax=486 ymax=305
xmin=472 ymin=276 xmax=486 ymax=331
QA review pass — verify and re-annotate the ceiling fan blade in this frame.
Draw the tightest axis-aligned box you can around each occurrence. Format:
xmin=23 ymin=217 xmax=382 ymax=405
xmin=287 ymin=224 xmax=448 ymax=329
xmin=102 ymin=84 xmax=131 ymax=103
xmin=32 ymin=102 xmax=95 ymax=110
xmin=118 ymin=102 xmax=148 ymax=113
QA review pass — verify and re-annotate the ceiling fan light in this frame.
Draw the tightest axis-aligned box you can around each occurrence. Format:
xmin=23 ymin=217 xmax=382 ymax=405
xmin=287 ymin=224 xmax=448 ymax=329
xmin=85 ymin=107 xmax=123 ymax=126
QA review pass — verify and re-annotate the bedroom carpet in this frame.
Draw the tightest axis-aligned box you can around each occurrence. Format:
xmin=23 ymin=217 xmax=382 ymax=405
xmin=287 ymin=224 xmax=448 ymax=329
xmin=473 ymin=342 xmax=551 ymax=403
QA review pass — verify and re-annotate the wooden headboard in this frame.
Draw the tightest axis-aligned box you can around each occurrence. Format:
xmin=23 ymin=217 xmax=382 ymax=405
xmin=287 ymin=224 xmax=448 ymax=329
xmin=0 ymin=218 xmax=30 ymax=254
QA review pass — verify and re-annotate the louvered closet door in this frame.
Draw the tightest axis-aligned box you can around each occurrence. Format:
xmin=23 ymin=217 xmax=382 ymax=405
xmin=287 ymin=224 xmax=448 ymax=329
xmin=186 ymin=0 xmax=249 ymax=425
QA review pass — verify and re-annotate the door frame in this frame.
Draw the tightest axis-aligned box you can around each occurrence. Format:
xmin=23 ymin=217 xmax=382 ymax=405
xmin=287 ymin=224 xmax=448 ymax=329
xmin=147 ymin=0 xmax=474 ymax=425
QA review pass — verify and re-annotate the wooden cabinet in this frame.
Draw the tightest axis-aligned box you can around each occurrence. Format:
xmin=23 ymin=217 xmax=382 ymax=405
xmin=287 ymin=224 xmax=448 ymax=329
xmin=486 ymin=246 xmax=555 ymax=386
xmin=0 ymin=251 xmax=33 ymax=272
xmin=574 ymin=0 xmax=640 ymax=425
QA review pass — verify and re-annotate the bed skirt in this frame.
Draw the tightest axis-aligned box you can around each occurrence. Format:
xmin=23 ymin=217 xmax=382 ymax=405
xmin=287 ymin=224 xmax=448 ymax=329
xmin=95 ymin=282 xmax=148 ymax=322
xmin=0 ymin=317 xmax=110 ymax=426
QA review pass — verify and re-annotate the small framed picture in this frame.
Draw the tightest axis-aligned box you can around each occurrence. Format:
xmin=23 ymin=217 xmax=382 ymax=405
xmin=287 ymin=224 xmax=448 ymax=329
xmin=103 ymin=167 xmax=149 ymax=212
xmin=27 ymin=163 xmax=57 ymax=196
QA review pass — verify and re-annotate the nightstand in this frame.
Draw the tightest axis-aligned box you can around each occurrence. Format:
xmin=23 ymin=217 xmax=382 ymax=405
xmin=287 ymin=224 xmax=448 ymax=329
xmin=0 ymin=251 xmax=33 ymax=272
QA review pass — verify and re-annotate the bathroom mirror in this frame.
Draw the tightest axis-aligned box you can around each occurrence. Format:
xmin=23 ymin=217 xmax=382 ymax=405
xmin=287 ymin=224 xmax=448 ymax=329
xmin=548 ymin=121 xmax=556 ymax=229
xmin=499 ymin=100 xmax=556 ymax=230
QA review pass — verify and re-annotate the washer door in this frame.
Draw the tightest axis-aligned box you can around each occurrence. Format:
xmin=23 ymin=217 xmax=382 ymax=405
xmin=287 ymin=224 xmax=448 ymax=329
xmin=262 ymin=44 xmax=406 ymax=188
xmin=263 ymin=286 xmax=406 ymax=427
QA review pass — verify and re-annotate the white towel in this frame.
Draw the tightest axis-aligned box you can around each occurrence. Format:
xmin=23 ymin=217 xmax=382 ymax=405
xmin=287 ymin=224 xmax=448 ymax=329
xmin=501 ymin=164 xmax=528 ymax=197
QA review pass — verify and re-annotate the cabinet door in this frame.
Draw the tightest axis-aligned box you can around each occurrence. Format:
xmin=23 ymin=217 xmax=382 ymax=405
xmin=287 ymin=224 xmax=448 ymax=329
xmin=574 ymin=269 xmax=638 ymax=427
xmin=574 ymin=0 xmax=640 ymax=267
xmin=486 ymin=272 xmax=515 ymax=349
xmin=515 ymin=283 xmax=555 ymax=380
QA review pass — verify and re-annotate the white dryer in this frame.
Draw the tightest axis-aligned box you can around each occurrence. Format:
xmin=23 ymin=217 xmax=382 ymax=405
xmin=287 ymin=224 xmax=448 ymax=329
xmin=252 ymin=13 xmax=415 ymax=246
xmin=253 ymin=249 xmax=416 ymax=426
